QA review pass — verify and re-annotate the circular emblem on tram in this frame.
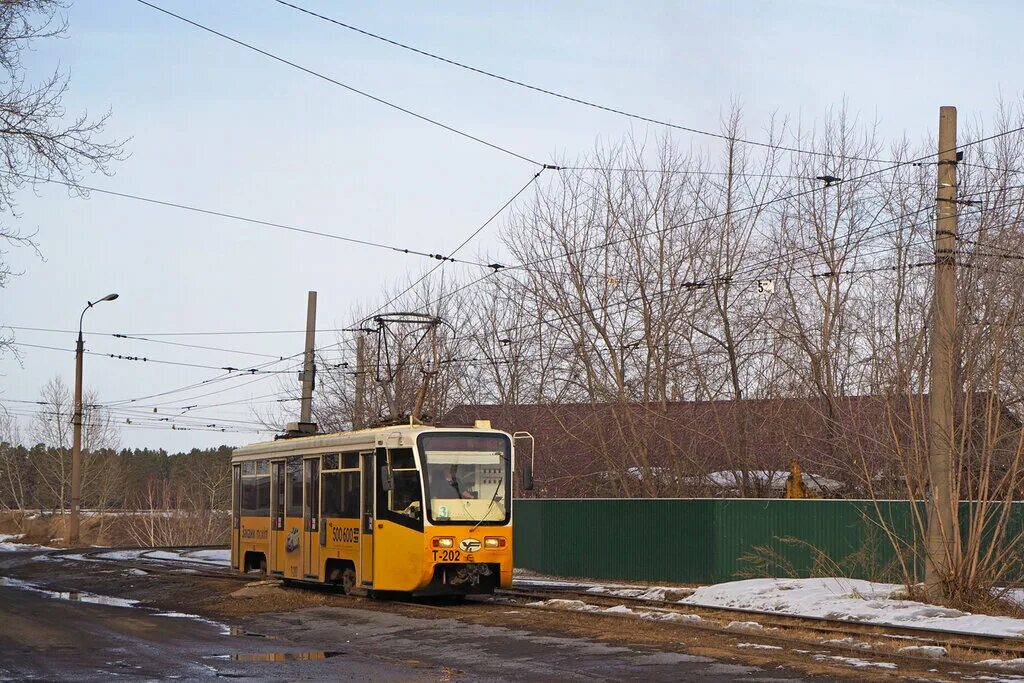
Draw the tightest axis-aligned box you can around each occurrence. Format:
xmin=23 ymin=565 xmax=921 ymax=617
xmin=460 ymin=538 xmax=482 ymax=552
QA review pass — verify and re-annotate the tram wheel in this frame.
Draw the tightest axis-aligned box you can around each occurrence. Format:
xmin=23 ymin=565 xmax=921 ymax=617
xmin=341 ymin=568 xmax=356 ymax=595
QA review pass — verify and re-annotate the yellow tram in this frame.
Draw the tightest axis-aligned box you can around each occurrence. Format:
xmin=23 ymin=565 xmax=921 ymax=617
xmin=230 ymin=420 xmax=531 ymax=596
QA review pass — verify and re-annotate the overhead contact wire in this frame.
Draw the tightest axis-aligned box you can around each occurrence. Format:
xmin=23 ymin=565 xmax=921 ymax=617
xmin=135 ymin=0 xmax=543 ymax=167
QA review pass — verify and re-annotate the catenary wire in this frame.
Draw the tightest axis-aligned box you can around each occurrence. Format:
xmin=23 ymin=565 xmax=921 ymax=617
xmin=357 ymin=168 xmax=546 ymax=323
xmin=135 ymin=0 xmax=544 ymax=167
xmin=6 ymin=342 xmax=297 ymax=374
xmin=11 ymin=172 xmax=502 ymax=271
xmin=272 ymin=0 xmax=890 ymax=163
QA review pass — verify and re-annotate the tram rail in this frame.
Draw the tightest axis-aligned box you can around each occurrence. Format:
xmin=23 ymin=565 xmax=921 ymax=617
xmin=39 ymin=544 xmax=1024 ymax=674
xmin=492 ymin=583 xmax=1024 ymax=662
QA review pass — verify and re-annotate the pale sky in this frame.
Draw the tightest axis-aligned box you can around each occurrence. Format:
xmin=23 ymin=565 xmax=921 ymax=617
xmin=1 ymin=0 xmax=1021 ymax=449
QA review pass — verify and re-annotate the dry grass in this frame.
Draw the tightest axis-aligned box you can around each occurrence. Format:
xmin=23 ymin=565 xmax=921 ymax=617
xmin=0 ymin=509 xmax=228 ymax=547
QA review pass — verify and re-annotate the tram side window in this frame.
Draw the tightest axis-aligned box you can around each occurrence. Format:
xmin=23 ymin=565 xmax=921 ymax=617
xmin=321 ymin=452 xmax=359 ymax=518
xmin=378 ymin=448 xmax=422 ymax=530
xmin=286 ymin=457 xmax=303 ymax=517
xmin=241 ymin=460 xmax=270 ymax=516
xmin=322 ymin=471 xmax=342 ymax=517
xmin=242 ymin=472 xmax=257 ymax=516
xmin=255 ymin=461 xmax=270 ymax=516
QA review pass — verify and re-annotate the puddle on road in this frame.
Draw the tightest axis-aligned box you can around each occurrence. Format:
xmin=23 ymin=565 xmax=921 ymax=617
xmin=209 ymin=651 xmax=344 ymax=663
xmin=227 ymin=626 xmax=272 ymax=638
xmin=0 ymin=576 xmax=139 ymax=608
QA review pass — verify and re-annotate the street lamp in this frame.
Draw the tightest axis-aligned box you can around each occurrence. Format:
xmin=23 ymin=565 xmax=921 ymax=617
xmin=69 ymin=292 xmax=119 ymax=547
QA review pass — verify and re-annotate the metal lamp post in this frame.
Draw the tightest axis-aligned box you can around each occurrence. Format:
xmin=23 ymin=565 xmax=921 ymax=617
xmin=68 ymin=292 xmax=118 ymax=547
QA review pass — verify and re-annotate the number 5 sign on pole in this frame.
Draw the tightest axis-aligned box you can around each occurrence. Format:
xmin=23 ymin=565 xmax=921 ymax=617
xmin=756 ymin=279 xmax=775 ymax=298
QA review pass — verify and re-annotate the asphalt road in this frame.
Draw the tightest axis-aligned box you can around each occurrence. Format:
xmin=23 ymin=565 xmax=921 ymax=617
xmin=0 ymin=547 xmax=817 ymax=682
xmin=0 ymin=579 xmax=435 ymax=681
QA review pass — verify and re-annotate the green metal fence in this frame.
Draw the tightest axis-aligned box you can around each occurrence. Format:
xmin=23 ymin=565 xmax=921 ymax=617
xmin=513 ymin=499 xmax=1022 ymax=585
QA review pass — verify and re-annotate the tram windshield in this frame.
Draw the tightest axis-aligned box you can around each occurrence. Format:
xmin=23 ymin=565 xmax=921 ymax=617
xmin=419 ymin=432 xmax=511 ymax=525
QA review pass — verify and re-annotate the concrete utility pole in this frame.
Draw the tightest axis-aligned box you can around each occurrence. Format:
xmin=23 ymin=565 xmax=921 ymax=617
xmin=353 ymin=334 xmax=365 ymax=429
xmin=286 ymin=290 xmax=318 ymax=436
xmin=69 ymin=293 xmax=118 ymax=547
xmin=299 ymin=291 xmax=317 ymax=424
xmin=925 ymin=106 xmax=960 ymax=595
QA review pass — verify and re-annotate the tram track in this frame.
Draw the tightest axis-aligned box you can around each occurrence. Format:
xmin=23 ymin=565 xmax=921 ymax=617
xmin=489 ymin=584 xmax=1024 ymax=673
xmin=37 ymin=546 xmax=1024 ymax=675
xmin=48 ymin=545 xmax=1024 ymax=652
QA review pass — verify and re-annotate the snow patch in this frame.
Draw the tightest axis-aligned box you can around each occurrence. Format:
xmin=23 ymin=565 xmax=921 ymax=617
xmin=898 ymin=645 xmax=947 ymax=658
xmin=812 ymin=654 xmax=897 ymax=670
xmin=683 ymin=577 xmax=1024 ymax=638
xmin=656 ymin=612 xmax=702 ymax=622
xmin=977 ymin=658 xmax=1024 ymax=671
xmin=736 ymin=643 xmax=783 ymax=650
xmin=526 ymin=599 xmax=702 ymax=624
xmin=585 ymin=585 xmax=671 ymax=601
xmin=0 ymin=533 xmax=55 ymax=552
xmin=724 ymin=620 xmax=764 ymax=632
xmin=823 ymin=636 xmax=872 ymax=650
xmin=527 ymin=599 xmax=600 ymax=612
xmin=603 ymin=605 xmax=634 ymax=615
xmin=96 ymin=548 xmax=230 ymax=567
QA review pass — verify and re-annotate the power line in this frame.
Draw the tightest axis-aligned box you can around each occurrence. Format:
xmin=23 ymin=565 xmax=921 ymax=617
xmin=961 ymin=161 xmax=1024 ymax=175
xmin=13 ymin=172 xmax=505 ymax=271
xmin=135 ymin=0 xmax=544 ymax=167
xmin=5 ymin=326 xmax=290 ymax=360
xmin=356 ymin=168 xmax=546 ymax=325
xmin=6 ymin=342 xmax=297 ymax=374
xmin=448 ymin=126 xmax=1024 ymax=293
xmin=273 ymin=0 xmax=890 ymax=163
xmin=388 ymin=197 xmax=1017 ymax=353
xmin=103 ymin=354 xmax=304 ymax=406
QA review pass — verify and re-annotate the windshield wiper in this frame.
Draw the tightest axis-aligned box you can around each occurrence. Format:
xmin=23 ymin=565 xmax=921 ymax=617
xmin=470 ymin=475 xmax=503 ymax=533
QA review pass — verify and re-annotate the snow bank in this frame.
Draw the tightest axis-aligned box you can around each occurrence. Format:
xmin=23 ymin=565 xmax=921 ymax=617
xmin=683 ymin=577 xmax=1024 ymax=638
xmin=145 ymin=549 xmax=230 ymax=566
xmin=0 ymin=533 xmax=55 ymax=552
xmin=95 ymin=548 xmax=230 ymax=567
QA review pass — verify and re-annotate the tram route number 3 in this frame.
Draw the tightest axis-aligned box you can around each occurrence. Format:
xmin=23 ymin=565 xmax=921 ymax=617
xmin=433 ymin=549 xmax=461 ymax=562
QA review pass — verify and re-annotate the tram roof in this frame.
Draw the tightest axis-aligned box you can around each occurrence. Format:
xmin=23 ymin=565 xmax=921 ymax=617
xmin=231 ymin=422 xmax=505 ymax=460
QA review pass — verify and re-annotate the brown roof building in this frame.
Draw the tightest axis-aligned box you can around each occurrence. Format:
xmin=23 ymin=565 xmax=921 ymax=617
xmin=443 ymin=394 xmax=1022 ymax=499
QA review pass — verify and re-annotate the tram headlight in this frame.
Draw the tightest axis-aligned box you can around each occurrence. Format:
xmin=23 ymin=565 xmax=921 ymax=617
xmin=484 ymin=537 xmax=506 ymax=549
xmin=432 ymin=537 xmax=454 ymax=548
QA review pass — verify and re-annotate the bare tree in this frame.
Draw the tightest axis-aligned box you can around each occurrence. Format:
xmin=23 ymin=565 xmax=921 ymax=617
xmin=0 ymin=412 xmax=29 ymax=521
xmin=0 ymin=0 xmax=125 ymax=357
xmin=28 ymin=375 xmax=119 ymax=514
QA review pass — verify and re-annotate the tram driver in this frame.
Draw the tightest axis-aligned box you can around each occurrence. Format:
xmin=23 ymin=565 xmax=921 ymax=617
xmin=429 ymin=464 xmax=478 ymax=499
